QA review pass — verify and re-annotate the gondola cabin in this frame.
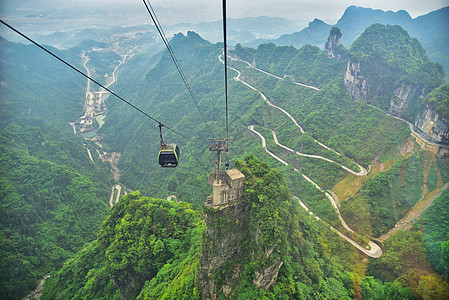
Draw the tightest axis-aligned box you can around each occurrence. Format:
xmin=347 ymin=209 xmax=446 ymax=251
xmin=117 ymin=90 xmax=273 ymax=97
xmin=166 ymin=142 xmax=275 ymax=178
xmin=158 ymin=143 xmax=180 ymax=167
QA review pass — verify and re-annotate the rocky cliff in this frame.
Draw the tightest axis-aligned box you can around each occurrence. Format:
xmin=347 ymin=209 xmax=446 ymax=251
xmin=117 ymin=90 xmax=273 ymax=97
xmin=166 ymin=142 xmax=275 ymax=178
xmin=344 ymin=24 xmax=444 ymax=123
xmin=343 ymin=60 xmax=369 ymax=100
xmin=388 ymin=82 xmax=426 ymax=118
xmin=415 ymin=105 xmax=449 ymax=145
xmin=198 ymin=155 xmax=360 ymax=299
xmin=198 ymin=176 xmax=284 ymax=298
xmin=198 ymin=201 xmax=250 ymax=299
xmin=325 ymin=27 xmax=343 ymax=59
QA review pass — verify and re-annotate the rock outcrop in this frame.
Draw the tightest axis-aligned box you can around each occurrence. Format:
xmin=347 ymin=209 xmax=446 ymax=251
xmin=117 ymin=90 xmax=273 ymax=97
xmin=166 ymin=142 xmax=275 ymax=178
xmin=415 ymin=105 xmax=449 ymax=145
xmin=343 ymin=60 xmax=369 ymax=100
xmin=325 ymin=27 xmax=342 ymax=59
xmin=388 ymin=82 xmax=426 ymax=118
xmin=198 ymin=201 xmax=249 ymax=299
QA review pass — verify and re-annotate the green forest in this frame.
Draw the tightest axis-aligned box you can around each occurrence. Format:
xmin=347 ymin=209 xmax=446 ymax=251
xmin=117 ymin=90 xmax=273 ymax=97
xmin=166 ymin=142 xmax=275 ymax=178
xmin=42 ymin=156 xmax=437 ymax=299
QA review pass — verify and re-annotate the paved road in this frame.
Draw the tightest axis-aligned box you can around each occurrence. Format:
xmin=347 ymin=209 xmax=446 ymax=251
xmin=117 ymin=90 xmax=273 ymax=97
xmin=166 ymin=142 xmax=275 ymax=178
xmin=222 ymin=54 xmax=366 ymax=175
xmin=104 ymin=46 xmax=137 ymax=89
xmin=248 ymin=125 xmax=382 ymax=258
xmin=81 ymin=51 xmax=91 ymax=99
xmin=109 ymin=185 xmax=121 ymax=207
xmin=271 ymin=130 xmax=367 ymax=176
xmin=229 ymin=56 xmax=320 ymax=91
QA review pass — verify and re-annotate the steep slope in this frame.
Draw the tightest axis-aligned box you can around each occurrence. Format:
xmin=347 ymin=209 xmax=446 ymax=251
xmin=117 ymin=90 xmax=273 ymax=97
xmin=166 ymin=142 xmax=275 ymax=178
xmin=41 ymin=192 xmax=203 ymax=299
xmin=344 ymin=24 xmax=445 ymax=121
xmin=42 ymin=156 xmax=418 ymax=299
xmin=415 ymin=82 xmax=449 ymax=145
xmin=0 ymin=37 xmax=113 ymax=299
xmin=99 ymin=31 xmax=226 ymax=205
xmin=0 ymin=132 xmax=110 ymax=299
xmin=198 ymin=155 xmax=356 ymax=299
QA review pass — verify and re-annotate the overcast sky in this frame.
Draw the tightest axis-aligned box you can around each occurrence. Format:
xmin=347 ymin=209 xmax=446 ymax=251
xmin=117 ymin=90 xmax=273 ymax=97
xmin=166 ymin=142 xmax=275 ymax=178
xmin=1 ymin=0 xmax=448 ymax=27
xmin=154 ymin=0 xmax=449 ymax=22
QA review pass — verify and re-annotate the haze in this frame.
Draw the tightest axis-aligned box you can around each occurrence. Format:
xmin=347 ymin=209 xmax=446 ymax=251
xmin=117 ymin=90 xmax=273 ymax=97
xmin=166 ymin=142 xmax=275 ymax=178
xmin=2 ymin=0 xmax=447 ymax=25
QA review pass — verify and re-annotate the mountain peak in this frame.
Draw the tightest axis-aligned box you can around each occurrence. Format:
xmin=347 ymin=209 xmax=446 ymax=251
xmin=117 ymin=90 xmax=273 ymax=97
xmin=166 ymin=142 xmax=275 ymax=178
xmin=308 ymin=18 xmax=328 ymax=28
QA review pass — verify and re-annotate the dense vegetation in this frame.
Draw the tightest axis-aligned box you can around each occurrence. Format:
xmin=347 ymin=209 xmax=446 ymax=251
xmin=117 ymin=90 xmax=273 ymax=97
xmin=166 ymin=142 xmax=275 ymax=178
xmin=42 ymin=193 xmax=203 ymax=299
xmin=42 ymin=156 xmax=421 ymax=299
xmin=348 ymin=24 xmax=445 ymax=119
xmin=368 ymin=230 xmax=449 ymax=298
xmin=422 ymin=190 xmax=449 ymax=280
xmin=423 ymin=82 xmax=449 ymax=120
xmin=0 ymin=37 xmax=114 ymax=299
xmin=0 ymin=134 xmax=109 ymax=299
xmin=2 ymin=11 xmax=448 ymax=299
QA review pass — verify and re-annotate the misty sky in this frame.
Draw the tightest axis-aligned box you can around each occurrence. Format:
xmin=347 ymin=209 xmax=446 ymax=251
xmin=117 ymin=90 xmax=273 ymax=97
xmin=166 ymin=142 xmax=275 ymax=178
xmin=151 ymin=0 xmax=449 ymax=22
xmin=2 ymin=0 xmax=448 ymax=25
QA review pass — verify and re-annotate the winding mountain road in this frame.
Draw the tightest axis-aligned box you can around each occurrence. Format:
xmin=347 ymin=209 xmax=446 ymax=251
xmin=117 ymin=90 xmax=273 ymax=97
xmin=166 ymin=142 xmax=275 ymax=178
xmin=271 ymin=130 xmax=367 ymax=176
xmin=109 ymin=184 xmax=121 ymax=207
xmin=222 ymin=54 xmax=367 ymax=174
xmin=222 ymin=53 xmax=382 ymax=257
xmin=229 ymin=55 xmax=320 ymax=91
xmin=248 ymin=125 xmax=382 ymax=258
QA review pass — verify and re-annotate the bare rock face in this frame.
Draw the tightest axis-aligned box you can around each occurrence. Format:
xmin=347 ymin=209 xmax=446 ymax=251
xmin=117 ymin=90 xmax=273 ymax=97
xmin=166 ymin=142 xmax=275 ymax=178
xmin=415 ymin=105 xmax=449 ymax=145
xmin=253 ymin=261 xmax=283 ymax=290
xmin=325 ymin=27 xmax=342 ymax=59
xmin=198 ymin=200 xmax=284 ymax=298
xmin=344 ymin=60 xmax=369 ymax=100
xmin=388 ymin=82 xmax=426 ymax=117
xmin=198 ymin=202 xmax=249 ymax=299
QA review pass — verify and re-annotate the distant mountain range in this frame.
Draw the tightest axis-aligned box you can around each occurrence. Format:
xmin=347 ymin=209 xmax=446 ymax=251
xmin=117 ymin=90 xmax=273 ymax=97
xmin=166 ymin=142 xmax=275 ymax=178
xmin=247 ymin=6 xmax=449 ymax=77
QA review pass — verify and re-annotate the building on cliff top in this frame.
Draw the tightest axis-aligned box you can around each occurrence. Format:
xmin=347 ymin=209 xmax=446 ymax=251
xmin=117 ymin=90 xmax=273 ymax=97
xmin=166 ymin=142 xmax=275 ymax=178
xmin=206 ymin=168 xmax=245 ymax=206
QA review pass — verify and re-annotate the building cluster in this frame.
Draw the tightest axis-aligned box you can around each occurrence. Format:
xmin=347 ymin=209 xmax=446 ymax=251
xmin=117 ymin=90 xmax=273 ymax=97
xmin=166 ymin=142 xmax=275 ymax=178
xmin=75 ymin=91 xmax=108 ymax=141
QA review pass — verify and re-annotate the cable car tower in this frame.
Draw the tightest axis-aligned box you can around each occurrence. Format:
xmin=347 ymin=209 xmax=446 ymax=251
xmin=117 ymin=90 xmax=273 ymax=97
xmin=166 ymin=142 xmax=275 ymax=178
xmin=210 ymin=0 xmax=230 ymax=184
xmin=209 ymin=138 xmax=228 ymax=182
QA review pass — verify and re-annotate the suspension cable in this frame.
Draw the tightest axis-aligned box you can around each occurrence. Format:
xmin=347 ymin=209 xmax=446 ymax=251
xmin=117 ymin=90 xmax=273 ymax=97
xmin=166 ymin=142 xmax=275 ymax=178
xmin=0 ymin=19 xmax=199 ymax=146
xmin=142 ymin=0 xmax=216 ymax=139
xmin=223 ymin=0 xmax=230 ymax=153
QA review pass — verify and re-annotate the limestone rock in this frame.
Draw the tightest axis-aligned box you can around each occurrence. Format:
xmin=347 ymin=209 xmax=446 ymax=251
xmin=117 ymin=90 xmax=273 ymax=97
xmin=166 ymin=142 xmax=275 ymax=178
xmin=253 ymin=261 xmax=283 ymax=290
xmin=415 ymin=105 xmax=449 ymax=145
xmin=388 ymin=82 xmax=426 ymax=117
xmin=344 ymin=60 xmax=369 ymax=100
xmin=325 ymin=27 xmax=342 ymax=59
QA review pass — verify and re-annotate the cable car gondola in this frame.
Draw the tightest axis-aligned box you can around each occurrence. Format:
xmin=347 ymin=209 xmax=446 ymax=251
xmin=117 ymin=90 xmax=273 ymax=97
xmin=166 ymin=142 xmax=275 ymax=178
xmin=158 ymin=122 xmax=180 ymax=167
xmin=159 ymin=143 xmax=180 ymax=167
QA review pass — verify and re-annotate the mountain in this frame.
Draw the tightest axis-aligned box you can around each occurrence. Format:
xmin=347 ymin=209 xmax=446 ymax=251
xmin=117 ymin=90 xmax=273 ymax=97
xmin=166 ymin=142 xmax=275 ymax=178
xmin=415 ymin=82 xmax=449 ymax=145
xmin=249 ymin=6 xmax=449 ymax=78
xmin=2 ymin=6 xmax=449 ymax=298
xmin=189 ymin=17 xmax=305 ymax=45
xmin=0 ymin=37 xmax=114 ymax=299
xmin=41 ymin=156 xmax=428 ymax=299
xmin=248 ymin=18 xmax=332 ymax=50
xmin=344 ymin=24 xmax=445 ymax=120
xmin=25 ymin=17 xmax=303 ymax=50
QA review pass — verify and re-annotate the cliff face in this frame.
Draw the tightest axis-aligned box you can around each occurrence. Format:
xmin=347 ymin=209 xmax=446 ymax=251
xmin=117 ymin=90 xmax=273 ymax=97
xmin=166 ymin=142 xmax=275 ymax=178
xmin=198 ymin=197 xmax=283 ymax=298
xmin=343 ymin=60 xmax=369 ymax=100
xmin=344 ymin=24 xmax=444 ymax=124
xmin=415 ymin=105 xmax=449 ymax=145
xmin=325 ymin=27 xmax=343 ymax=59
xmin=388 ymin=82 xmax=426 ymax=118
xmin=198 ymin=202 xmax=250 ymax=299
xmin=198 ymin=156 xmax=298 ymax=299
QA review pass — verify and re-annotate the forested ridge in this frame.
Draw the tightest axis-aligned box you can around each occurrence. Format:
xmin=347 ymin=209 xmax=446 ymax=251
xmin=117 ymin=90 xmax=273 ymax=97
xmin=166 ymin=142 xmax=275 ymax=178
xmin=347 ymin=24 xmax=445 ymax=120
xmin=0 ymin=38 xmax=114 ymax=299
xmin=42 ymin=156 xmax=429 ymax=299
